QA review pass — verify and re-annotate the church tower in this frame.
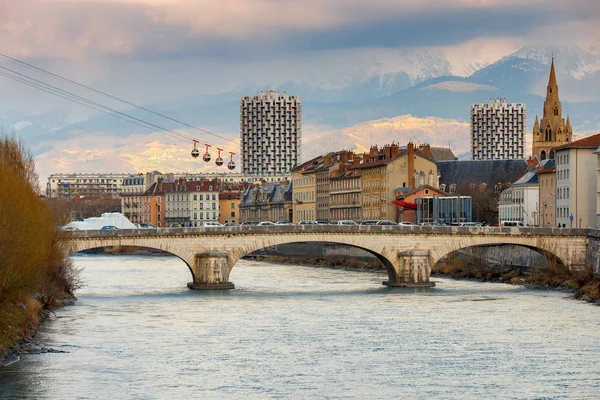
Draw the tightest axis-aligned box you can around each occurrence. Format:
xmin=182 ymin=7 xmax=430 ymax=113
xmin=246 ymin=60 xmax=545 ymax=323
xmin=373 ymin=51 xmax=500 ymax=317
xmin=532 ymin=59 xmax=573 ymax=160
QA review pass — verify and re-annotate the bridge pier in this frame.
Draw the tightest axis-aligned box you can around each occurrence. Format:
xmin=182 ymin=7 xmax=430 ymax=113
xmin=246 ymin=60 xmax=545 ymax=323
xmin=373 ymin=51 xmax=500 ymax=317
xmin=384 ymin=250 xmax=435 ymax=288
xmin=187 ymin=251 xmax=235 ymax=290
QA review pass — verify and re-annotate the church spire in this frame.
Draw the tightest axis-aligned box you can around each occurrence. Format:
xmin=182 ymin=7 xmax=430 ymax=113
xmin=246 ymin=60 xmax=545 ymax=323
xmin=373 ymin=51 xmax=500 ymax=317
xmin=548 ymin=57 xmax=557 ymax=89
xmin=566 ymin=115 xmax=571 ymax=129
xmin=546 ymin=57 xmax=559 ymax=102
xmin=534 ymin=115 xmax=539 ymax=130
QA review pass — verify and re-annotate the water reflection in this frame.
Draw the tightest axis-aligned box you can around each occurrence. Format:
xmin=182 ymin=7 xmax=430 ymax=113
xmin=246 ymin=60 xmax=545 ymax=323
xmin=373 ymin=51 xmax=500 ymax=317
xmin=1 ymin=255 xmax=599 ymax=399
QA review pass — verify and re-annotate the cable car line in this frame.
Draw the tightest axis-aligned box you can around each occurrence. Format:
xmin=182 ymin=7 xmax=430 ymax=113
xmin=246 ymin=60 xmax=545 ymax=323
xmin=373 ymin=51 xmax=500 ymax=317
xmin=0 ymin=70 xmax=188 ymax=145
xmin=0 ymin=52 xmax=237 ymax=146
xmin=0 ymin=62 xmax=237 ymax=168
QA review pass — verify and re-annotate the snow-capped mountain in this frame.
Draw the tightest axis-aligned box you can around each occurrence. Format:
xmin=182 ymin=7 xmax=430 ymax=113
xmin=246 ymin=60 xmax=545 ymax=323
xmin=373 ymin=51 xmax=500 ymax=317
xmin=470 ymin=45 xmax=600 ymax=102
xmin=5 ymin=44 xmax=600 ymax=182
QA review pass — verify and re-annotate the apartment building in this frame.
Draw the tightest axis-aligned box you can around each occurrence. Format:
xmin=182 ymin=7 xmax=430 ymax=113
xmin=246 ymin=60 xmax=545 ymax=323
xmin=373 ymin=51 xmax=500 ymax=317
xmin=142 ymin=181 xmax=175 ymax=227
xmin=554 ymin=133 xmax=600 ymax=228
xmin=46 ymin=173 xmax=132 ymax=199
xmin=498 ymin=168 xmax=540 ymax=226
xmin=164 ymin=179 xmax=219 ymax=226
xmin=470 ymin=98 xmax=525 ymax=160
xmin=292 ymin=159 xmax=318 ymax=223
xmin=358 ymin=143 xmax=438 ymax=222
xmin=538 ymin=161 xmax=556 ymax=227
xmin=239 ymin=181 xmax=293 ymax=223
xmin=330 ymin=165 xmax=362 ymax=222
xmin=219 ymin=190 xmax=242 ymax=224
xmin=240 ymin=91 xmax=301 ymax=175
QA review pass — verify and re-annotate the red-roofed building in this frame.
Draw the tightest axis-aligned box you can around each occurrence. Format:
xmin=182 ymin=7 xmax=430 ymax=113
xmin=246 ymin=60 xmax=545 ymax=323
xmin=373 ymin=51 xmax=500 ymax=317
xmin=553 ymin=133 xmax=600 ymax=228
xmin=357 ymin=143 xmax=439 ymax=221
xmin=142 ymin=181 xmax=175 ymax=227
xmin=164 ymin=178 xmax=220 ymax=226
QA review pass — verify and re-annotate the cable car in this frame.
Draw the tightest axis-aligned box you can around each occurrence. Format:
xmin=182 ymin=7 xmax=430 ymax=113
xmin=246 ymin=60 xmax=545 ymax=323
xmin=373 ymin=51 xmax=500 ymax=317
xmin=227 ymin=152 xmax=236 ymax=170
xmin=203 ymin=144 xmax=211 ymax=162
xmin=191 ymin=140 xmax=200 ymax=158
xmin=215 ymin=148 xmax=224 ymax=166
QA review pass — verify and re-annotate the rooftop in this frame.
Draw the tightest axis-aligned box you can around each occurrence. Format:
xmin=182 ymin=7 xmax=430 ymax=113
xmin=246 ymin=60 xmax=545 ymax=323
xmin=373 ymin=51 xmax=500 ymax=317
xmin=555 ymin=133 xmax=600 ymax=151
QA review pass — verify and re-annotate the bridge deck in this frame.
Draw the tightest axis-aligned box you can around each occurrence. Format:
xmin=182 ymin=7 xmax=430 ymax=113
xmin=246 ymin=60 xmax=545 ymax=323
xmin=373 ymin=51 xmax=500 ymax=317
xmin=68 ymin=225 xmax=593 ymax=239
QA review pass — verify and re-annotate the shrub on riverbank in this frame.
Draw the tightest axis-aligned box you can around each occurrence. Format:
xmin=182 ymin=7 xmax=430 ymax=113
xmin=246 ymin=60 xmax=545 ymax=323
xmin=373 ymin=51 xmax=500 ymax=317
xmin=0 ymin=135 xmax=79 ymax=353
xmin=433 ymin=252 xmax=599 ymax=302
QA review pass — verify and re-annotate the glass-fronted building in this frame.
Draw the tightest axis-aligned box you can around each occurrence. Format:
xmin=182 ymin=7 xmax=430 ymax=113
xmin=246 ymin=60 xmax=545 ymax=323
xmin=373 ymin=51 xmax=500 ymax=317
xmin=415 ymin=196 xmax=472 ymax=225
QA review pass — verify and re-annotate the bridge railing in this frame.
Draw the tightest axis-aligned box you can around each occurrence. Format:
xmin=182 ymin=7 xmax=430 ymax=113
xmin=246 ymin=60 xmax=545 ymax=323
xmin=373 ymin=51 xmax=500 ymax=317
xmin=66 ymin=225 xmax=594 ymax=239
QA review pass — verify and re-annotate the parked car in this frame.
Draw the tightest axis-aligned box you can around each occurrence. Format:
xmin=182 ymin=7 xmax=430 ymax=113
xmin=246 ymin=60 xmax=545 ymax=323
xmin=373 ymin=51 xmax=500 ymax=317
xmin=101 ymin=225 xmax=119 ymax=230
xmin=460 ymin=222 xmax=483 ymax=227
xmin=398 ymin=221 xmax=416 ymax=226
xmin=223 ymin=222 xmax=240 ymax=227
xmin=376 ymin=220 xmax=397 ymax=226
xmin=275 ymin=221 xmax=294 ymax=225
xmin=202 ymin=222 xmax=223 ymax=227
xmin=315 ymin=220 xmax=330 ymax=225
xmin=298 ymin=220 xmax=317 ymax=225
xmin=359 ymin=220 xmax=378 ymax=225
xmin=257 ymin=221 xmax=276 ymax=226
xmin=60 ymin=226 xmax=80 ymax=231
xmin=137 ymin=223 xmax=157 ymax=228
xmin=501 ymin=221 xmax=526 ymax=227
xmin=336 ymin=220 xmax=358 ymax=225
xmin=169 ymin=223 xmax=183 ymax=228
xmin=240 ymin=221 xmax=260 ymax=226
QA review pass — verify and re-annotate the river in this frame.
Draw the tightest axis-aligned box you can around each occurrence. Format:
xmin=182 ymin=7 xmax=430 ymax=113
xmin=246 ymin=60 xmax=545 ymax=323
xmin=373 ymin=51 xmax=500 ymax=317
xmin=1 ymin=254 xmax=600 ymax=399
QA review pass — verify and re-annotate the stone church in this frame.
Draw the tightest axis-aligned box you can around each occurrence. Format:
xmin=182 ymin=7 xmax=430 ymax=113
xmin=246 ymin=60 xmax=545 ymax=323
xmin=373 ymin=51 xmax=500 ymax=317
xmin=532 ymin=59 xmax=573 ymax=160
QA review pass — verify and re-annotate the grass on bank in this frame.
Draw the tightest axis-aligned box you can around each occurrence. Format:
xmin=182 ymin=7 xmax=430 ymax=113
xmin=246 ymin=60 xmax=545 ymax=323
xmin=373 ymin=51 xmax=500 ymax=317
xmin=433 ymin=252 xmax=599 ymax=302
xmin=0 ymin=134 xmax=80 ymax=354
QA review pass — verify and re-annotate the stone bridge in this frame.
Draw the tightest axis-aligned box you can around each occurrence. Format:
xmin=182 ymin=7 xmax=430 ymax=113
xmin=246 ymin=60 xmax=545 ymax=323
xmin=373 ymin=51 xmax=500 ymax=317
xmin=65 ymin=226 xmax=592 ymax=290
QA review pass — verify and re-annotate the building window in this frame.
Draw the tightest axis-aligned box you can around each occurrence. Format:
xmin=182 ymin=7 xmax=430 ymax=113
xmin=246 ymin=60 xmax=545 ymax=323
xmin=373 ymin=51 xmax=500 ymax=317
xmin=231 ymin=212 xmax=235 ymax=217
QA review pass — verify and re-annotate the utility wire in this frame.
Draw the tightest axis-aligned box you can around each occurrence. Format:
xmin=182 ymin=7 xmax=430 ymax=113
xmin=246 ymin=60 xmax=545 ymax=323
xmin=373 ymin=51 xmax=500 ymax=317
xmin=0 ymin=64 xmax=198 ymax=145
xmin=0 ymin=52 xmax=238 ymax=146
xmin=0 ymin=69 xmax=190 ymax=145
xmin=1 ymin=69 xmax=208 ymax=174
xmin=0 ymin=65 xmax=238 ymax=158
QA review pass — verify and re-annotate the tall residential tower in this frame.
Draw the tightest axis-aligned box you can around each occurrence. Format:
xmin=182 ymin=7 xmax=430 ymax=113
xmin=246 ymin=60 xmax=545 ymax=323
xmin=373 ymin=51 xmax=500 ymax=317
xmin=470 ymin=98 xmax=525 ymax=160
xmin=240 ymin=91 xmax=301 ymax=175
xmin=532 ymin=59 xmax=573 ymax=161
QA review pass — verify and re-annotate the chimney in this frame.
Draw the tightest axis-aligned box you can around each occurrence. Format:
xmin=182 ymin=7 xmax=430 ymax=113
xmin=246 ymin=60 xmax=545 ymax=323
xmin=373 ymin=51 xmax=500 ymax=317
xmin=408 ymin=142 xmax=415 ymax=189
xmin=324 ymin=155 xmax=333 ymax=167
xmin=419 ymin=143 xmax=431 ymax=159
xmin=370 ymin=145 xmax=378 ymax=157
xmin=353 ymin=155 xmax=361 ymax=166
xmin=363 ymin=153 xmax=370 ymax=163
xmin=527 ymin=156 xmax=537 ymax=170
xmin=341 ymin=151 xmax=352 ymax=164
xmin=382 ymin=145 xmax=391 ymax=159
xmin=390 ymin=143 xmax=399 ymax=158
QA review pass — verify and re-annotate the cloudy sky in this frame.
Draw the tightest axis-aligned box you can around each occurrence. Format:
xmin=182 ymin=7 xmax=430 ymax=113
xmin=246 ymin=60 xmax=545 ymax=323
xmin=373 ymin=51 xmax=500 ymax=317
xmin=0 ymin=0 xmax=598 ymax=108
xmin=0 ymin=0 xmax=598 ymax=181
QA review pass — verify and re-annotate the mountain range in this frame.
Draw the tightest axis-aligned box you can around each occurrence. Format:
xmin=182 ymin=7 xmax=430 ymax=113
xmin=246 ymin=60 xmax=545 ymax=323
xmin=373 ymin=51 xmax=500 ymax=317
xmin=2 ymin=44 xmax=600 ymax=180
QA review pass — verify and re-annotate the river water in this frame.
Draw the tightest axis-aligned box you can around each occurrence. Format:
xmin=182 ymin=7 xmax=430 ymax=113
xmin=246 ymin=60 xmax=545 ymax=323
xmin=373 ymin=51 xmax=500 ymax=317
xmin=1 ymin=254 xmax=600 ymax=399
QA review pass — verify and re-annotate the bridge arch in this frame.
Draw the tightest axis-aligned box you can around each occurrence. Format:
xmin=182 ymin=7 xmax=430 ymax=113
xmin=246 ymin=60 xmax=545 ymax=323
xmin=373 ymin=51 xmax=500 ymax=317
xmin=429 ymin=236 xmax=567 ymax=270
xmin=225 ymin=237 xmax=399 ymax=284
xmin=66 ymin=227 xmax=590 ymax=290
xmin=67 ymin=239 xmax=197 ymax=281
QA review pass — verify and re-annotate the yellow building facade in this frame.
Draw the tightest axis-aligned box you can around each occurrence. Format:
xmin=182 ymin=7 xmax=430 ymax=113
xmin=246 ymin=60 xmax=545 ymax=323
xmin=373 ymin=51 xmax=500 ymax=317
xmin=359 ymin=143 xmax=439 ymax=222
xmin=292 ymin=169 xmax=317 ymax=222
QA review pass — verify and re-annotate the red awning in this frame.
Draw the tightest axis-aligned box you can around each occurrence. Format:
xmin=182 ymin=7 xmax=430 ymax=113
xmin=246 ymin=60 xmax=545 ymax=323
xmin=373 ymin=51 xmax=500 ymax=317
xmin=392 ymin=200 xmax=417 ymax=210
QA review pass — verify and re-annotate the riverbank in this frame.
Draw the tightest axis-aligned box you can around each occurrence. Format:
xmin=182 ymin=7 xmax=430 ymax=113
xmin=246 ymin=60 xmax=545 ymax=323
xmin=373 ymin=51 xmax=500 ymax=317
xmin=433 ymin=261 xmax=600 ymax=303
xmin=244 ymin=255 xmax=384 ymax=273
xmin=0 ymin=293 xmax=75 ymax=368
xmin=249 ymin=254 xmax=600 ymax=303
